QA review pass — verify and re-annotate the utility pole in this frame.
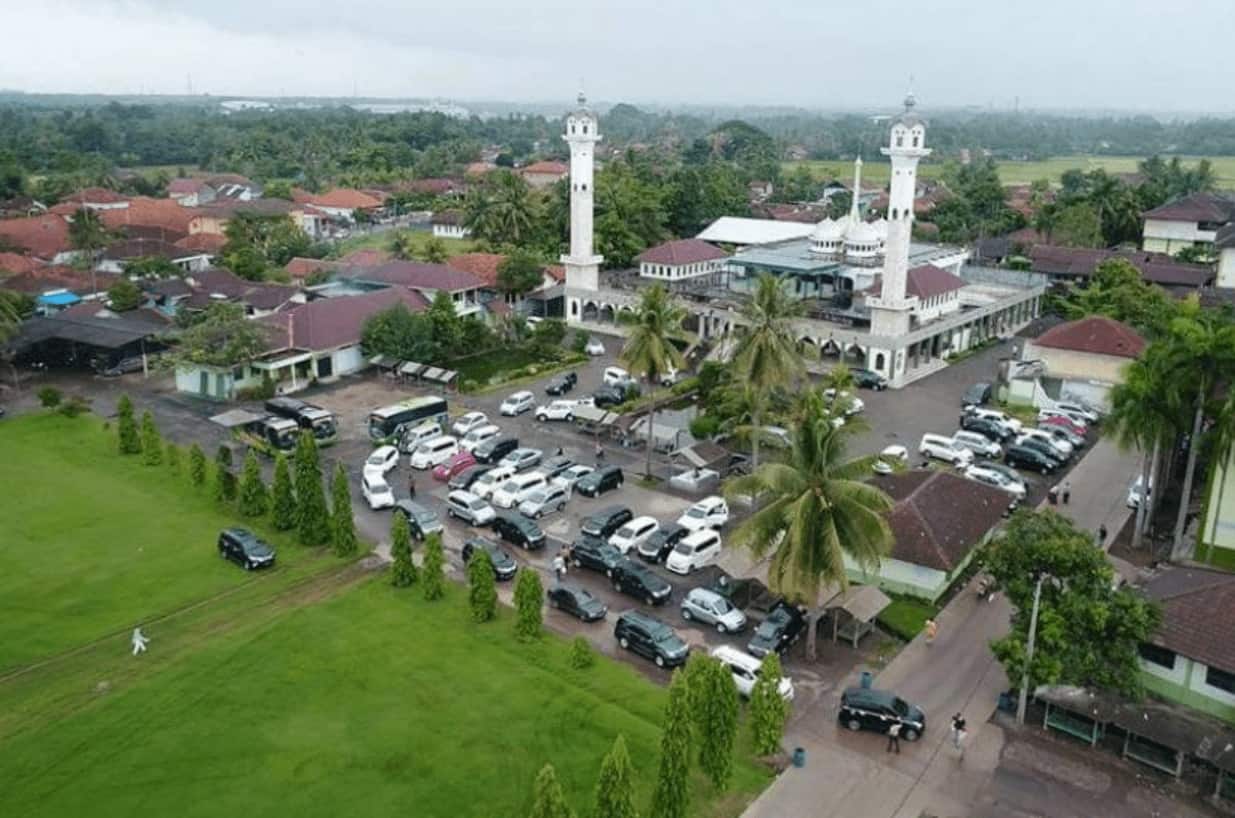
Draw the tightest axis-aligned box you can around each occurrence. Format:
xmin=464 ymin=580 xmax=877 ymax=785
xmin=1016 ymin=574 xmax=1047 ymax=725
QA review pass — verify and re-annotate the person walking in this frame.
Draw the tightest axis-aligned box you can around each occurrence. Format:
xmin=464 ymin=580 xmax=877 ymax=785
xmin=131 ymin=626 xmax=149 ymax=656
xmin=924 ymin=618 xmax=938 ymax=645
xmin=594 ymin=441 xmax=605 ymax=462
xmin=885 ymin=722 xmax=901 ymax=754
xmin=1098 ymin=523 xmax=1108 ymax=546
xmin=407 ymin=475 xmax=416 ymax=498
xmin=552 ymin=553 xmax=566 ymax=583
xmin=951 ymin=713 xmax=967 ymax=759
xmin=1061 ymin=480 xmax=1071 ymax=504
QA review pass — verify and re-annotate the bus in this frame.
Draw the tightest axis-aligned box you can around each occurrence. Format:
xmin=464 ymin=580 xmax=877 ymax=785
xmin=243 ymin=416 xmax=299 ymax=452
xmin=265 ymin=397 xmax=338 ymax=440
xmin=368 ymin=396 xmax=449 ymax=443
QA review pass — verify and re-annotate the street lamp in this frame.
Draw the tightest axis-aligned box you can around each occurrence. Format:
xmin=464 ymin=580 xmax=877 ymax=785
xmin=1016 ymin=572 xmax=1058 ymax=726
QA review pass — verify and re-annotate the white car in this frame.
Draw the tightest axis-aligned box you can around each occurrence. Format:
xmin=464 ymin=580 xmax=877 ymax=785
xmin=490 ymin=471 xmax=548 ymax=509
xmin=553 ymin=464 xmax=594 ymax=492
xmin=711 ymin=645 xmax=795 ymax=700
xmin=665 ymin=529 xmax=722 ymax=575
xmin=872 ymin=445 xmax=909 ymax=474
xmin=964 ymin=463 xmax=1027 ymax=498
xmin=1053 ymin=401 xmax=1100 ymax=424
xmin=1016 ymin=429 xmax=1073 ymax=460
xmin=918 ymin=433 xmax=975 ymax=467
xmin=967 ymin=407 xmax=1023 ymax=435
xmin=409 ymin=435 xmax=460 ymax=469
xmin=760 ymin=426 xmax=793 ymax=448
xmin=364 ymin=445 xmax=399 ymax=475
xmin=499 ymin=391 xmax=535 ymax=416
xmin=460 ymin=424 xmax=501 ymax=453
xmin=452 ymin=411 xmax=489 ymax=437
xmin=361 ymin=472 xmax=396 ymax=510
xmin=608 ymin=516 xmax=661 ymax=554
xmin=824 ymin=389 xmax=865 ymax=416
xmin=471 ymin=464 xmax=517 ymax=500
xmin=952 ymin=430 xmax=1002 ymax=459
xmin=677 ymin=496 xmax=730 ymax=531
xmin=603 ymin=366 xmax=631 ymax=387
xmin=536 ymin=400 xmax=578 ymax=422
xmin=398 ymin=420 xmax=443 ymax=454
xmin=585 ymin=338 xmax=606 ymax=356
xmin=1128 ymin=475 xmax=1152 ymax=509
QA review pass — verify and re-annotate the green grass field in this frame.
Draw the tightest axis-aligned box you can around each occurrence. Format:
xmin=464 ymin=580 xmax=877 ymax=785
xmin=335 ymin=229 xmax=475 ymax=259
xmin=783 ymin=155 xmax=1235 ymax=189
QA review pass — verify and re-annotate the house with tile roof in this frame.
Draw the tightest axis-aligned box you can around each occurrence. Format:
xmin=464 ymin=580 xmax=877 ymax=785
xmin=0 ymin=214 xmax=75 ymax=263
xmin=1010 ymin=316 xmax=1145 ymax=411
xmin=97 ymin=237 xmax=215 ymax=274
xmin=637 ymin=239 xmax=729 ymax=282
xmin=292 ymin=188 xmax=385 ymax=222
xmin=1142 ymin=193 xmax=1235 ymax=255
xmin=0 ymin=251 xmax=41 ymax=275
xmin=520 ymin=160 xmax=569 ymax=190
xmin=861 ymin=264 xmax=966 ymax=323
xmin=1137 ymin=567 xmax=1235 ymax=724
xmin=1028 ymin=245 xmax=1213 ymax=291
xmin=341 ymin=260 xmax=484 ymax=317
xmin=167 ymin=179 xmax=217 ymax=207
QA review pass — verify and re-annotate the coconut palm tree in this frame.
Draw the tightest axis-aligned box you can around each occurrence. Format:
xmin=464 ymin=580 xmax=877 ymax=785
xmin=1202 ymin=390 xmax=1235 ymax=562
xmin=619 ymin=284 xmax=687 ymax=478
xmin=724 ymin=389 xmax=893 ymax=660
xmin=463 ymin=170 xmax=536 ymax=248
xmin=732 ymin=274 xmax=804 ymax=470
xmin=388 ymin=231 xmax=418 ymax=260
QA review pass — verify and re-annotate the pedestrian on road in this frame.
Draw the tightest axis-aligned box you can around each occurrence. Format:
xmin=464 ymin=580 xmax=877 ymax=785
xmin=407 ymin=475 xmax=416 ymax=498
xmin=1098 ymin=524 xmax=1108 ymax=545
xmin=595 ymin=441 xmax=604 ymax=462
xmin=1061 ymin=480 xmax=1071 ymax=504
xmin=552 ymin=553 xmax=566 ymax=583
xmin=131 ymin=626 xmax=149 ymax=656
xmin=924 ymin=618 xmax=938 ymax=645
xmin=951 ymin=713 xmax=967 ymax=758
xmin=555 ymin=446 xmax=564 ymax=457
xmin=885 ymin=722 xmax=901 ymax=754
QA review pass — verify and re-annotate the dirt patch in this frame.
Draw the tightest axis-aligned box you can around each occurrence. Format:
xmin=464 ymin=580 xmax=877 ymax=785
xmin=1002 ymin=739 xmax=1112 ymax=793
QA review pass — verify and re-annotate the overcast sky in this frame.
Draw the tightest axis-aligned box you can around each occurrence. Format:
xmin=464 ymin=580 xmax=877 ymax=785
xmin=2 ymin=0 xmax=1231 ymax=113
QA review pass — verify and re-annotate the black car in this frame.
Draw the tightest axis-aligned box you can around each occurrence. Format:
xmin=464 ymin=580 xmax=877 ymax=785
xmin=592 ymin=386 xmax=626 ymax=408
xmin=1017 ymin=435 xmax=1070 ymax=462
xmin=540 ymin=455 xmax=576 ymax=480
xmin=614 ymin=610 xmax=690 ymax=668
xmin=962 ymin=382 xmax=992 ymax=407
xmin=961 ymin=414 xmax=1013 ymax=443
xmin=838 ymin=687 xmax=926 ymax=741
xmin=217 ymin=527 xmax=276 ymax=570
xmin=461 ymin=537 xmax=518 ymax=581
xmin=448 ymin=464 xmax=492 ymax=491
xmin=611 ymin=558 xmax=673 ymax=605
xmin=581 ymin=505 xmax=633 ymax=538
xmin=394 ymin=500 xmax=444 ymax=541
xmin=851 ymin=367 xmax=888 ymax=391
xmin=545 ymin=372 xmax=578 ymax=395
xmin=546 ymin=583 xmax=607 ymax=622
xmin=474 ymin=435 xmax=519 ymax=465
xmin=1004 ymin=444 xmax=1060 ymax=474
xmin=637 ymin=522 xmax=690 ymax=563
xmin=569 ymin=535 xmax=625 ymax=577
xmin=490 ymin=513 xmax=546 ymax=550
xmin=576 ymin=465 xmax=624 ymax=498
xmin=747 ymin=602 xmax=806 ymax=657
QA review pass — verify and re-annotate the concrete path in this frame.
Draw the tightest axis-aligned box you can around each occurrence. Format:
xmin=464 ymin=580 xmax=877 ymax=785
xmin=1040 ymin=435 xmax=1141 ymax=550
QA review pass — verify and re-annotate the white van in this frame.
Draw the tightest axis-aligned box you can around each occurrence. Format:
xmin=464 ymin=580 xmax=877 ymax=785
xmin=409 ymin=435 xmax=460 ymax=469
xmin=471 ymin=464 xmax=517 ymax=500
xmin=919 ymin=433 xmax=975 ymax=466
xmin=490 ymin=471 xmax=548 ymax=509
xmin=665 ymin=529 xmax=722 ymax=575
xmin=711 ymin=645 xmax=795 ymax=699
xmin=460 ymin=424 xmax=501 ymax=453
xmin=952 ymin=430 xmax=1001 ymax=459
xmin=603 ymin=366 xmax=632 ymax=386
xmin=398 ymin=420 xmax=444 ymax=453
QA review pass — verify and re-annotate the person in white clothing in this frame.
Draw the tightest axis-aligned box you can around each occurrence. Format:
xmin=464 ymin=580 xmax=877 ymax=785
xmin=131 ymin=626 xmax=149 ymax=656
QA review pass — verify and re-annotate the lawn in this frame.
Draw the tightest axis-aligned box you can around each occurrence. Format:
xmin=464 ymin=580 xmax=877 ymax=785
xmin=450 ymin=347 xmax=583 ymax=392
xmin=876 ymin=596 xmax=939 ymax=642
xmin=0 ymin=412 xmax=334 ymax=671
xmin=0 ymin=578 xmax=772 ymax=818
xmin=334 ymin=228 xmax=474 ymax=259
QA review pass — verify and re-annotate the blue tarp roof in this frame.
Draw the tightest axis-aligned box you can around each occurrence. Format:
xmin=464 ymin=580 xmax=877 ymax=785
xmin=36 ymin=292 xmax=81 ymax=306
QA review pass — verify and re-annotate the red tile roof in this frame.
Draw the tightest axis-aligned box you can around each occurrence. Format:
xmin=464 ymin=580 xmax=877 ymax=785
xmin=0 ymin=252 xmax=40 ymax=274
xmin=168 ymin=179 xmax=212 ymax=196
xmin=906 ymin=264 xmax=965 ymax=298
xmin=285 ymin=257 xmax=345 ymax=279
xmin=637 ymin=239 xmax=728 ymax=266
xmin=873 ymin=470 xmax=1010 ymax=572
xmin=1033 ymin=315 xmax=1145 ymax=359
xmin=1143 ymin=193 xmax=1235 ymax=224
xmin=1028 ymin=245 xmax=1214 ymax=289
xmin=260 ymin=288 xmax=428 ymax=352
xmin=544 ymin=264 xmax=565 ymax=283
xmin=521 ymin=161 xmax=569 ymax=176
xmin=1141 ymin=567 xmax=1235 ymax=674
xmin=64 ymin=187 xmax=129 ymax=205
xmin=401 ymin=178 xmax=460 ymax=195
xmin=349 ymin=260 xmax=484 ymax=293
xmin=339 ymin=248 xmax=389 ymax=265
xmin=446 ymin=253 xmax=506 ymax=288
xmin=0 ymin=214 xmax=72 ymax=260
xmin=174 ymin=233 xmax=227 ymax=253
xmin=101 ymin=197 xmax=199 ymax=234
xmin=293 ymin=188 xmax=384 ymax=210
xmin=1 ymin=265 xmax=118 ymax=295
xmin=465 ymin=162 xmax=495 ymax=177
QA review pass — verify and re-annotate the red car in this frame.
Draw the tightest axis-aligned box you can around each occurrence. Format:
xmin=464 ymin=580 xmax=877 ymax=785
xmin=1041 ymin=414 xmax=1088 ymax=438
xmin=432 ymin=450 xmax=477 ymax=481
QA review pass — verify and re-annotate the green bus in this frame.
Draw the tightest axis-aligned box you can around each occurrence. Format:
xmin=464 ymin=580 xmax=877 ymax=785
xmin=368 ymin=396 xmax=449 ymax=443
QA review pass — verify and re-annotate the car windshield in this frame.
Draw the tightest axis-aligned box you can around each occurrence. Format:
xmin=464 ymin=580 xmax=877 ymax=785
xmin=712 ymin=598 xmax=734 ymax=614
xmin=615 ymin=525 xmax=637 ymax=538
xmin=525 ymin=490 xmax=547 ymax=504
xmin=754 ymin=620 xmax=778 ymax=638
xmin=415 ymin=510 xmax=439 ymax=526
xmin=672 ymin=542 xmax=694 ymax=555
xmin=367 ymin=453 xmax=386 ymax=465
xmin=685 ymin=506 xmax=707 ymax=518
xmin=243 ymin=540 xmax=273 ymax=556
xmin=892 ymin=697 xmax=910 ymax=716
xmin=654 ymin=632 xmax=682 ymax=648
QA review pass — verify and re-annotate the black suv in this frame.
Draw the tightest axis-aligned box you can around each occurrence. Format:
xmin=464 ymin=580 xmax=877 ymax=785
xmin=490 ymin=513 xmax=546 ymax=550
xmin=218 ymin=527 xmax=276 ymax=570
xmin=838 ymin=687 xmax=926 ymax=741
xmin=569 ymin=535 xmax=625 ymax=577
xmin=961 ymin=414 xmax=1013 ymax=443
xmin=546 ymin=583 xmax=607 ymax=622
xmin=962 ymin=382 xmax=992 ymax=407
xmin=611 ymin=558 xmax=673 ymax=605
xmin=448 ymin=464 xmax=491 ymax=491
xmin=474 ymin=435 xmax=519 ymax=465
xmin=614 ymin=610 xmax=690 ymax=668
xmin=637 ymin=523 xmax=690 ymax=564
xmin=576 ymin=465 xmax=624 ymax=498
xmin=461 ymin=537 xmax=518 ymax=581
xmin=545 ymin=372 xmax=578 ymax=395
xmin=394 ymin=500 xmax=443 ymax=541
xmin=592 ymin=386 xmax=626 ymax=408
xmin=581 ymin=505 xmax=633 ymax=538
xmin=747 ymin=601 xmax=806 ymax=657
xmin=1005 ymin=443 xmax=1060 ymax=474
xmin=851 ymin=367 xmax=888 ymax=391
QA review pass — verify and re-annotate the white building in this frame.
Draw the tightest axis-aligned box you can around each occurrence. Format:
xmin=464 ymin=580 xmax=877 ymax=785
xmin=1141 ymin=193 xmax=1235 ymax=255
xmin=696 ymin=217 xmax=815 ymax=248
xmin=1217 ymin=224 xmax=1235 ymax=288
xmin=431 ymin=210 xmax=471 ymax=239
xmin=637 ymin=239 xmax=729 ymax=281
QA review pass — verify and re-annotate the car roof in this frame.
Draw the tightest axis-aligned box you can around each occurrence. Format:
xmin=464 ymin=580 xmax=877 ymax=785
xmin=507 ymin=390 xmax=533 ymax=399
xmin=618 ymin=609 xmax=668 ymax=629
xmin=623 ymin=515 xmax=657 ymax=528
xmin=592 ymin=505 xmax=630 ymax=518
xmin=711 ymin=645 xmax=760 ymax=670
xmin=695 ymin=495 xmax=724 ymax=508
xmin=681 ymin=528 xmax=720 ymax=545
xmin=842 ymin=686 xmax=897 ymax=705
xmin=449 ymin=489 xmax=481 ymax=502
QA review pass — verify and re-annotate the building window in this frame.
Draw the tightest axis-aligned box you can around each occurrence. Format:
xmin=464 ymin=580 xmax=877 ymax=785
xmin=583 ymin=124 xmax=588 ymax=134
xmin=1207 ymin=666 xmax=1235 ymax=694
xmin=1138 ymin=643 xmax=1176 ymax=669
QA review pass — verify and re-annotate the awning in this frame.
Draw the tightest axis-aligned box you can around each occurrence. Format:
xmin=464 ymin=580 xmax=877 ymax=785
xmin=399 ymin=361 xmax=425 ymax=377
xmin=674 ymin=440 xmax=732 ymax=470
xmin=369 ymin=354 xmax=401 ymax=370
xmin=421 ymin=366 xmax=444 ymax=381
xmin=209 ymin=409 xmax=264 ymax=428
xmin=572 ymin=405 xmax=613 ymax=424
xmin=714 ymin=545 xmax=843 ymax=608
xmin=36 ymin=291 xmax=80 ymax=306
xmin=13 ymin=313 xmax=164 ymax=350
xmin=827 ymin=585 xmax=890 ymax=622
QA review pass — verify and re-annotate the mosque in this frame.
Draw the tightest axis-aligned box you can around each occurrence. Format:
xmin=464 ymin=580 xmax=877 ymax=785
xmin=560 ymin=92 xmax=1046 ymax=389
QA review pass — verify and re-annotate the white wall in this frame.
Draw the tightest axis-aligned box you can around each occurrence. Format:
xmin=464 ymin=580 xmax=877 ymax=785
xmin=1143 ymin=218 xmax=1215 ymax=253
xmin=332 ymin=345 xmax=365 ymax=378
xmin=1218 ymin=247 xmax=1235 ymax=289
xmin=638 ymin=259 xmax=725 ymax=280
xmin=914 ymin=290 xmax=961 ymax=322
xmin=433 ymin=223 xmax=470 ymax=239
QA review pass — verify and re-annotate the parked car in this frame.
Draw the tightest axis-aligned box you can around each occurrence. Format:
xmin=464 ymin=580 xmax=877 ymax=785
xmin=851 ymin=367 xmax=888 ymax=391
xmin=608 ymin=515 xmax=661 ymax=554
xmin=545 ymin=372 xmax=578 ymax=395
xmin=446 ymin=490 xmax=497 ymax=526
xmin=517 ymin=483 xmax=571 ymax=519
xmin=540 ymin=455 xmax=576 ymax=480
xmin=570 ymin=535 xmax=625 ymax=577
xmin=872 ymin=444 xmax=909 ymax=475
xmin=681 ymin=588 xmax=747 ymax=633
xmin=952 ymin=430 xmax=1002 ymax=459
xmin=364 ymin=445 xmax=399 ymax=475
xmin=218 ymin=527 xmax=276 ymax=570
xmin=500 ymin=447 xmax=544 ymax=473
xmin=473 ymin=435 xmax=519 ymax=465
xmin=451 ymin=411 xmax=490 ymax=437
xmin=499 ymin=390 xmax=535 ymax=416
xmin=711 ymin=645 xmax=795 ymax=699
xmin=394 ymin=499 xmax=444 ymax=540
xmin=362 ymin=472 xmax=396 ymax=510
xmin=535 ymin=400 xmax=578 ymax=422
xmin=1004 ymin=443 xmax=1061 ymax=474
xmin=1036 ymin=407 xmax=1090 ymax=431
xmin=461 ymin=537 xmax=518 ymax=581
xmin=581 ymin=505 xmax=634 ymax=539
xmin=665 ymin=529 xmax=723 ymax=575
xmin=611 ymin=559 xmax=674 ymax=605
xmin=553 ymin=464 xmax=595 ymax=492
xmin=603 ymin=366 xmax=631 ymax=387
xmin=471 ymin=464 xmax=517 ymax=500
xmin=962 ymin=382 xmax=992 ymax=407
xmin=1040 ymin=414 xmax=1089 ymax=439
xmin=591 ymin=386 xmax=626 ymax=408
xmin=1016 ymin=428 xmax=1073 ymax=460
xmin=960 ymin=414 xmax=1014 ymax=443
xmin=576 ymin=465 xmax=624 ymax=497
xmin=1041 ymin=422 xmax=1086 ymax=451
xmin=824 ymin=389 xmax=865 ymax=416
xmin=614 ymin=610 xmax=690 ymax=668
xmin=1052 ymin=400 xmax=1100 ymax=424
xmin=918 ymin=433 xmax=975 ymax=467
xmin=637 ymin=522 xmax=690 ymax=563
xmin=584 ymin=337 xmax=606 ymax=356
xmin=965 ymin=407 xmax=1024 ymax=434
xmin=964 ymin=463 xmax=1027 ymax=498
xmin=676 ymin=495 xmax=730 ymax=531
xmin=460 ymin=424 xmax=502 ymax=453
xmin=432 ymin=450 xmax=477 ymax=481
xmin=99 ymin=355 xmax=145 ymax=377
xmin=546 ymin=584 xmax=607 ymax=622
xmin=490 ymin=471 xmax=548 ymax=509
xmin=1014 ymin=433 xmax=1071 ymax=463
xmin=838 ymin=687 xmax=926 ymax=741
xmin=747 ymin=602 xmax=806 ymax=657
xmin=448 ymin=464 xmax=492 ymax=492
xmin=398 ymin=420 xmax=444 ymax=454
xmin=491 ymin=513 xmax=546 ymax=550
xmin=409 ymin=436 xmax=460 ymax=469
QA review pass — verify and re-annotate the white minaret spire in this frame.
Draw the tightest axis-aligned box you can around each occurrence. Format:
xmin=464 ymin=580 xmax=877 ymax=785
xmin=868 ymin=92 xmax=930 ymax=338
xmin=561 ymin=91 xmax=602 ymax=292
xmin=849 ymin=156 xmax=863 ymax=223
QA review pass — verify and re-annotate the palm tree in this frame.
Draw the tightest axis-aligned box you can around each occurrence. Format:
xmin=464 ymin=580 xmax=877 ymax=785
xmin=463 ymin=170 xmax=536 ymax=248
xmin=732 ymin=274 xmax=804 ymax=471
xmin=67 ymin=207 xmax=111 ymax=295
xmin=388 ymin=231 xmax=418 ymax=260
xmin=619 ymin=284 xmax=687 ymax=478
xmin=725 ymin=389 xmax=892 ymax=661
xmin=1202 ymin=391 xmax=1235 ymax=562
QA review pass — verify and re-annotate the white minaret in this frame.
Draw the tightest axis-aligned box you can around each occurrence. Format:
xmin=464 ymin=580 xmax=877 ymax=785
xmin=849 ymin=156 xmax=863 ymax=224
xmin=868 ymin=92 xmax=930 ymax=337
xmin=561 ymin=91 xmax=602 ymax=292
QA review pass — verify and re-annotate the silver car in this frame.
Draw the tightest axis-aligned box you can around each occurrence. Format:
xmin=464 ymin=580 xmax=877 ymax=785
xmin=500 ymin=447 xmax=543 ymax=473
xmin=552 ymin=464 xmax=594 ymax=492
xmin=517 ymin=484 xmax=570 ymax=519
xmin=680 ymin=587 xmax=747 ymax=634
